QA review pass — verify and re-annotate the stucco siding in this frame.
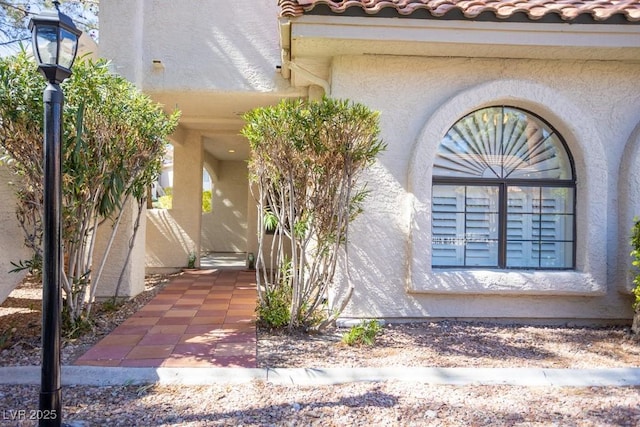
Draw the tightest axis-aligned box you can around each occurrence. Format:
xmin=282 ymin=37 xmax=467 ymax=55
xmin=0 ymin=166 xmax=28 ymax=303
xmin=201 ymin=160 xmax=249 ymax=253
xmin=97 ymin=1 xmax=639 ymax=322
xmin=618 ymin=121 xmax=640 ymax=294
xmin=330 ymin=55 xmax=639 ymax=321
xmin=146 ymin=132 xmax=203 ymax=270
xmin=100 ymin=0 xmax=282 ymax=93
xmin=146 ymin=208 xmax=195 ymax=270
xmin=93 ymin=199 xmax=146 ymax=299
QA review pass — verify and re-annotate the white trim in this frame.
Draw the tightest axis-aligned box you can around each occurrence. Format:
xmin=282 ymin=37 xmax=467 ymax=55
xmin=293 ymin=15 xmax=640 ymax=46
xmin=289 ymin=16 xmax=640 ymax=61
xmin=412 ymin=270 xmax=604 ymax=296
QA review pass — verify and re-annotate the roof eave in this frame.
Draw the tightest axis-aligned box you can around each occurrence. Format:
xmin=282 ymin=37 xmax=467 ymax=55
xmin=285 ymin=15 xmax=640 ymax=63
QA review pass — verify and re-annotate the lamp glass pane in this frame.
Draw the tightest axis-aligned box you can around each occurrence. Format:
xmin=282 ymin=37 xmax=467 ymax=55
xmin=58 ymin=28 xmax=78 ymax=69
xmin=35 ymin=25 xmax=58 ymax=65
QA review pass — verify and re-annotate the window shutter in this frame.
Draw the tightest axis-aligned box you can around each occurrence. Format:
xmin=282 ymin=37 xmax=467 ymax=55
xmin=506 ymin=194 xmax=527 ymax=267
xmin=535 ymin=196 xmax=564 ymax=268
xmin=465 ymin=195 xmax=496 ymax=266
xmin=432 ymin=192 xmax=464 ymax=266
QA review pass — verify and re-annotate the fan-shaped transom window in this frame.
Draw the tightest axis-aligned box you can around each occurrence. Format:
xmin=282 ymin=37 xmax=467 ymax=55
xmin=432 ymin=106 xmax=575 ymax=269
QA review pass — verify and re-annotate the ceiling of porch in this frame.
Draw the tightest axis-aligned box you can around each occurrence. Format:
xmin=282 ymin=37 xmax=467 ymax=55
xmin=147 ymin=90 xmax=300 ymax=162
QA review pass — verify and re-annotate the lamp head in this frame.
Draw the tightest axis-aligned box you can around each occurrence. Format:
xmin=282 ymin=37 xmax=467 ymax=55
xmin=29 ymin=1 xmax=82 ymax=83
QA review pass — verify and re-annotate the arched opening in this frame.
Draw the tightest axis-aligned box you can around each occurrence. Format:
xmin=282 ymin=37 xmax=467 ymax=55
xmin=151 ymin=143 xmax=174 ymax=209
xmin=202 ymin=168 xmax=212 ymax=213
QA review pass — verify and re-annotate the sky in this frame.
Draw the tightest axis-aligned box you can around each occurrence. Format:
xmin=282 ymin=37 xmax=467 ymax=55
xmin=0 ymin=0 xmax=98 ymax=55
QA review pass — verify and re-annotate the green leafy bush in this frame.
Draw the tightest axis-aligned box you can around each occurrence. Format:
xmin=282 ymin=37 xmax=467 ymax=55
xmin=0 ymin=327 xmax=16 ymax=350
xmin=100 ymin=298 xmax=123 ymax=313
xmin=341 ymin=319 xmax=382 ymax=346
xmin=256 ymin=284 xmax=292 ymax=329
xmin=202 ymin=190 xmax=212 ymax=213
xmin=629 ymin=218 xmax=640 ymax=310
xmin=187 ymin=251 xmax=196 ymax=269
xmin=243 ymin=97 xmax=385 ymax=331
xmin=152 ymin=187 xmax=172 ymax=209
xmin=153 ymin=195 xmax=172 ymax=209
xmin=152 ymin=188 xmax=211 ymax=212
xmin=0 ymin=51 xmax=179 ymax=327
xmin=61 ymin=307 xmax=93 ymax=339
xmin=9 ymin=254 xmax=42 ymax=277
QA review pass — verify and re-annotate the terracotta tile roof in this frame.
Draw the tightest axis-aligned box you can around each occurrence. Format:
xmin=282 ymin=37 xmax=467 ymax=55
xmin=279 ymin=0 xmax=640 ymax=23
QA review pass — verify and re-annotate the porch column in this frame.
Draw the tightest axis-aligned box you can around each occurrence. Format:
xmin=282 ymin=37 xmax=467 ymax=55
xmin=246 ymin=180 xmax=258 ymax=260
xmin=172 ymin=131 xmax=204 ymax=267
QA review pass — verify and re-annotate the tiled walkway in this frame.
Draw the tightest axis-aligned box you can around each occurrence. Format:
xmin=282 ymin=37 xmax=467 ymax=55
xmin=75 ymin=269 xmax=257 ymax=368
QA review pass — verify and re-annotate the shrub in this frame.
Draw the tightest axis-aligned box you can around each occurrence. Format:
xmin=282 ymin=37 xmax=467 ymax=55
xmin=0 ymin=328 xmax=16 ymax=350
xmin=341 ymin=319 xmax=382 ymax=346
xmin=256 ymin=284 xmax=291 ymax=329
xmin=151 ymin=189 xmax=211 ymax=212
xmin=153 ymin=195 xmax=173 ymax=209
xmin=202 ymin=190 xmax=212 ymax=213
xmin=629 ymin=218 xmax=640 ymax=310
xmin=9 ymin=254 xmax=42 ymax=277
xmin=152 ymin=187 xmax=172 ymax=209
xmin=0 ymin=51 xmax=179 ymax=326
xmin=243 ymin=97 xmax=385 ymax=331
xmin=187 ymin=252 xmax=196 ymax=269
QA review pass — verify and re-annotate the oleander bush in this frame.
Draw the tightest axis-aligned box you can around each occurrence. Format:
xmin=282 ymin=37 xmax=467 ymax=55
xmin=243 ymin=97 xmax=385 ymax=331
xmin=0 ymin=50 xmax=179 ymax=329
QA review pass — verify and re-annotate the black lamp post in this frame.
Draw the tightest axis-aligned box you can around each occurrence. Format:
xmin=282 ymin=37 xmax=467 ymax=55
xmin=28 ymin=2 xmax=81 ymax=426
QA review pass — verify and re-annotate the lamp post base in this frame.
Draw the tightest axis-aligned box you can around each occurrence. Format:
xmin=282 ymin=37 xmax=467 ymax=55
xmin=38 ymin=388 xmax=61 ymax=426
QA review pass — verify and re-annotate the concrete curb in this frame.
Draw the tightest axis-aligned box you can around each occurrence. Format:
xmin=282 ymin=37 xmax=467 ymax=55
xmin=1 ymin=366 xmax=640 ymax=387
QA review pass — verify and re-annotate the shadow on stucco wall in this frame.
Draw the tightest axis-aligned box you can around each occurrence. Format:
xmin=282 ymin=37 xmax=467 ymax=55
xmin=146 ymin=209 xmax=195 ymax=269
xmin=617 ymin=119 xmax=640 ymax=295
xmin=332 ymin=162 xmax=423 ymax=318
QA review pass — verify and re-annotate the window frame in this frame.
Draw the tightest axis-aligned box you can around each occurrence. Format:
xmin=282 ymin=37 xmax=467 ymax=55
xmin=431 ymin=106 xmax=577 ymax=271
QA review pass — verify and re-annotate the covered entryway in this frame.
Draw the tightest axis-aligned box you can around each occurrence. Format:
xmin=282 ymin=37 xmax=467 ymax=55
xmin=144 ymin=93 xmax=300 ymax=272
xmin=200 ymin=133 xmax=251 ymax=268
xmin=97 ymin=1 xmax=305 ymax=274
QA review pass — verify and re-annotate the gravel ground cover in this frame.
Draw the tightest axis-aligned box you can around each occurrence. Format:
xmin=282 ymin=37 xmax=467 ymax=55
xmin=1 ymin=274 xmax=639 ymax=426
xmin=258 ymin=322 xmax=640 ymax=369
xmin=1 ymin=383 xmax=639 ymax=426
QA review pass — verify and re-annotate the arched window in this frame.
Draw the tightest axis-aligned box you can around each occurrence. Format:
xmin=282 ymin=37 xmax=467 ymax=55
xmin=432 ymin=106 xmax=575 ymax=269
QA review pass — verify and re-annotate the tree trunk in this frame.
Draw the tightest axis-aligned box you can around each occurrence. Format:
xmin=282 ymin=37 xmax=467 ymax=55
xmin=633 ymin=311 xmax=640 ymax=334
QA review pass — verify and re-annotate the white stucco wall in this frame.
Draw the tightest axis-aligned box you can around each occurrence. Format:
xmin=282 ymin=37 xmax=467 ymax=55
xmin=618 ymin=121 xmax=640 ymax=294
xmin=201 ymin=160 xmax=249 ymax=253
xmin=330 ymin=55 xmax=639 ymax=322
xmin=146 ymin=208 xmax=194 ymax=271
xmin=93 ymin=199 xmax=146 ymax=300
xmin=99 ymin=0 xmax=282 ymax=92
xmin=0 ymin=167 xmax=28 ymax=303
xmin=146 ymin=132 xmax=203 ymax=271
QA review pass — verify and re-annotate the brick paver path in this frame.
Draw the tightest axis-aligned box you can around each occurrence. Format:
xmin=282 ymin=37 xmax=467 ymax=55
xmin=75 ymin=270 xmax=257 ymax=367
